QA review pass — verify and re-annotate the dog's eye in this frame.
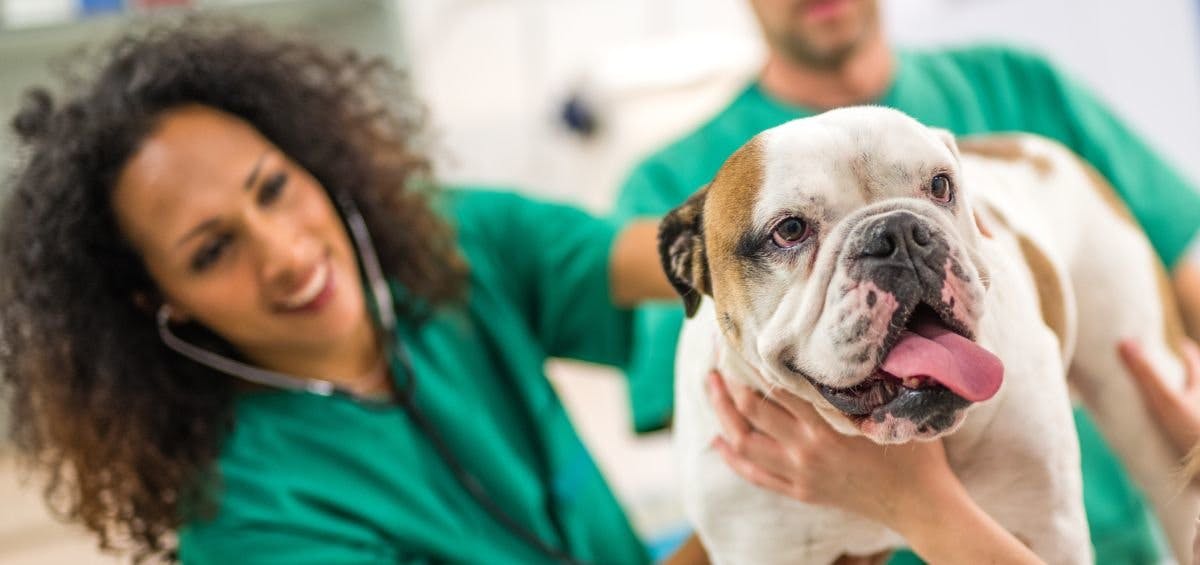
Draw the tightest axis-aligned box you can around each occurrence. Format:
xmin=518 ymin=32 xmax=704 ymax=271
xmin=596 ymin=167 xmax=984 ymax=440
xmin=930 ymin=174 xmax=953 ymax=203
xmin=772 ymin=217 xmax=810 ymax=248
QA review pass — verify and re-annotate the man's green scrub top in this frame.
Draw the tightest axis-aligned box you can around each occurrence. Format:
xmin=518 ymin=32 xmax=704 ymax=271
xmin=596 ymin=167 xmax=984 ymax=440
xmin=179 ymin=190 xmax=649 ymax=564
xmin=614 ymin=46 xmax=1200 ymax=563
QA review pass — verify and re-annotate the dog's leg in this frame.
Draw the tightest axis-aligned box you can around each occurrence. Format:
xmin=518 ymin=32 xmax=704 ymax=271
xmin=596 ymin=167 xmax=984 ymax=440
xmin=1065 ymin=259 xmax=1198 ymax=563
xmin=1029 ymin=143 xmax=1200 ymax=563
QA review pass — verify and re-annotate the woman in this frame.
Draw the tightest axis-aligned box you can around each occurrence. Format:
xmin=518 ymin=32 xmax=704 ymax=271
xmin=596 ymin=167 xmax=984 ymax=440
xmin=0 ymin=17 xmax=665 ymax=563
xmin=0 ymin=15 xmax=1165 ymax=565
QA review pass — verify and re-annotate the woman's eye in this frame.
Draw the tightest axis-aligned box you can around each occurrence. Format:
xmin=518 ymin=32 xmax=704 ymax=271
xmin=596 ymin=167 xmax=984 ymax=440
xmin=930 ymin=173 xmax=953 ymax=203
xmin=191 ymin=233 xmax=232 ymax=272
xmin=771 ymin=217 xmax=811 ymax=248
xmin=257 ymin=172 xmax=288 ymax=206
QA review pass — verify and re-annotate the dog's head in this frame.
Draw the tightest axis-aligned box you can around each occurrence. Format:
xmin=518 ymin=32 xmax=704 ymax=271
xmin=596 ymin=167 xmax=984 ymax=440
xmin=661 ymin=106 xmax=1003 ymax=444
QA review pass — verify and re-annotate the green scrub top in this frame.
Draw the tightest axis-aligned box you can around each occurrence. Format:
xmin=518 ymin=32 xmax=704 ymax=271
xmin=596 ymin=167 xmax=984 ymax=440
xmin=614 ymin=45 xmax=1200 ymax=563
xmin=178 ymin=190 xmax=649 ymax=564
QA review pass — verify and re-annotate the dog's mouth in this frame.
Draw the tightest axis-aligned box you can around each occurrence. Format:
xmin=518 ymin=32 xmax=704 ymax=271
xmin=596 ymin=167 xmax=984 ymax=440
xmin=791 ymin=302 xmax=1003 ymax=419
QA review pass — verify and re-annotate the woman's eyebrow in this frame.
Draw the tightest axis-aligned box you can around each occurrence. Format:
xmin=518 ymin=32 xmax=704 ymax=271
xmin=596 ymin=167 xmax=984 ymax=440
xmin=175 ymin=218 xmax=220 ymax=250
xmin=242 ymin=151 xmax=268 ymax=191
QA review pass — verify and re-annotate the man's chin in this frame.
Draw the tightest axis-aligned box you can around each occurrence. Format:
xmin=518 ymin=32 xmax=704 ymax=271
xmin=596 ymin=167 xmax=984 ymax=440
xmin=780 ymin=37 xmax=860 ymax=69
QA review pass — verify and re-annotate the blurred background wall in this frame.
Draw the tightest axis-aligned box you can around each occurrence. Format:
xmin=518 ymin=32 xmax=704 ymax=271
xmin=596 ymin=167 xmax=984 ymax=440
xmin=0 ymin=0 xmax=1197 ymax=562
xmin=403 ymin=0 xmax=1200 ymax=212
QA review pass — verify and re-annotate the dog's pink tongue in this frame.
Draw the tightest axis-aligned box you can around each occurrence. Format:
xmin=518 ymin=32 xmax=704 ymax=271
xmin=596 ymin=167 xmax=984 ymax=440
xmin=880 ymin=319 xmax=1004 ymax=402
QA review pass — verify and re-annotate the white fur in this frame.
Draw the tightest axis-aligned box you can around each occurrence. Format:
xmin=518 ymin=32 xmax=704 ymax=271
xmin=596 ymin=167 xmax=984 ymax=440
xmin=675 ymin=107 xmax=1199 ymax=564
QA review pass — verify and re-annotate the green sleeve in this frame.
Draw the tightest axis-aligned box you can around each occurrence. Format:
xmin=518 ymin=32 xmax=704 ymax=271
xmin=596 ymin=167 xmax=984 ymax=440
xmin=459 ymin=190 xmax=633 ymax=366
xmin=614 ymin=160 xmax=691 ymax=221
xmin=180 ymin=526 xmax=404 ymax=565
xmin=614 ymin=162 xmax=693 ymax=432
xmin=1010 ymin=50 xmax=1200 ymax=268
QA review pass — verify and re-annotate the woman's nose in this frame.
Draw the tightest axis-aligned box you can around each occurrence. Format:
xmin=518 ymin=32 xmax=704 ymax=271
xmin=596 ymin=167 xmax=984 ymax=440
xmin=252 ymin=216 xmax=313 ymax=287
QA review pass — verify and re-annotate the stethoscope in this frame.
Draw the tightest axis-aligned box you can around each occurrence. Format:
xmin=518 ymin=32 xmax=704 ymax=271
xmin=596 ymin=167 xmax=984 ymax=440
xmin=157 ymin=192 xmax=586 ymax=564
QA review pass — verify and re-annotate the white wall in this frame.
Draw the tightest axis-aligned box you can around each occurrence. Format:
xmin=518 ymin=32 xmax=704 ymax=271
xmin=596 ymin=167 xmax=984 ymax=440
xmin=0 ymin=0 xmax=405 ymax=193
xmin=885 ymin=0 xmax=1200 ymax=196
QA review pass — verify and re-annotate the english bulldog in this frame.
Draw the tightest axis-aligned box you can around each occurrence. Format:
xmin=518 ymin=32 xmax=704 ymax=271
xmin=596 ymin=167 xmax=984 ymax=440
xmin=661 ymin=106 xmax=1200 ymax=564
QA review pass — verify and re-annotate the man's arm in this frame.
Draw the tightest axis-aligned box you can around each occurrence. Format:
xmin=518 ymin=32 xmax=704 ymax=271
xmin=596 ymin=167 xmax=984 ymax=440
xmin=1174 ymin=256 xmax=1200 ymax=339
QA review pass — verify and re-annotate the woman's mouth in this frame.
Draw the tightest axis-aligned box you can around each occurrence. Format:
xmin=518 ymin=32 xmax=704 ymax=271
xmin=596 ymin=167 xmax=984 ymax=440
xmin=277 ymin=260 xmax=335 ymax=313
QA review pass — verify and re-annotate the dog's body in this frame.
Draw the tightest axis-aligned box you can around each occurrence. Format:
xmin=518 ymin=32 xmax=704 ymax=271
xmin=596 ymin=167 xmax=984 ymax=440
xmin=664 ymin=107 xmax=1199 ymax=564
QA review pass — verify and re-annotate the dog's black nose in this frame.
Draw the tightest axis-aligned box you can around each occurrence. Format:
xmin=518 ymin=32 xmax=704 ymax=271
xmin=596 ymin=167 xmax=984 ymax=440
xmin=859 ymin=212 xmax=936 ymax=267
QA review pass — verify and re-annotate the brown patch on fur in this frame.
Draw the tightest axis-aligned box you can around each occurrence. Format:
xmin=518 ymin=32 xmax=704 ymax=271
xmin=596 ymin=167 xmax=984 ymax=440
xmin=1180 ymin=443 xmax=1200 ymax=487
xmin=1016 ymin=234 xmax=1070 ymax=357
xmin=704 ymin=138 xmax=765 ymax=318
xmin=662 ymin=534 xmax=710 ymax=565
xmin=1076 ymin=155 xmax=1183 ymax=356
xmin=972 ymin=210 xmax=994 ymax=239
xmin=1074 ymin=156 xmax=1138 ymax=228
xmin=833 ymin=550 xmax=893 ymax=565
xmin=958 ymin=135 xmax=1052 ymax=175
xmin=720 ymin=311 xmax=741 ymax=341
xmin=974 ymin=200 xmax=1013 ymax=232
xmin=1084 ymin=159 xmax=1185 ymax=355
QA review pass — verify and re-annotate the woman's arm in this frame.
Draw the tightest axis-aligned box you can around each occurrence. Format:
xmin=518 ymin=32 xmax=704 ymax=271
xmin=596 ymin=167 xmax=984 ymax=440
xmin=706 ymin=372 xmax=1042 ymax=564
xmin=609 ymin=219 xmax=676 ymax=305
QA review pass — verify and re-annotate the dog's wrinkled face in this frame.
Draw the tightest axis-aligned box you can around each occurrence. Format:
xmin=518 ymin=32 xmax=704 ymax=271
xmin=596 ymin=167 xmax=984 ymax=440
xmin=660 ymin=107 xmax=1002 ymax=444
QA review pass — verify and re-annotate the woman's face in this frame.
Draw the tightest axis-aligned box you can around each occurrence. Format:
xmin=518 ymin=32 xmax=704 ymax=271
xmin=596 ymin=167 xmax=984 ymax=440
xmin=113 ymin=105 xmax=369 ymax=370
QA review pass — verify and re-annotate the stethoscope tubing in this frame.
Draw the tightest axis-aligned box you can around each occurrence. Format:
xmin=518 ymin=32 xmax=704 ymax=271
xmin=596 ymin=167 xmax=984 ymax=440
xmin=156 ymin=191 xmax=585 ymax=564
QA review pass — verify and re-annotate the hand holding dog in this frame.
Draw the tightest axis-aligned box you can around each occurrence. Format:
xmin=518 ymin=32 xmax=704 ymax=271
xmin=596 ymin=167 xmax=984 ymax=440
xmin=706 ymin=370 xmax=949 ymax=524
xmin=708 ymin=371 xmax=1042 ymax=563
xmin=1118 ymin=338 xmax=1200 ymax=460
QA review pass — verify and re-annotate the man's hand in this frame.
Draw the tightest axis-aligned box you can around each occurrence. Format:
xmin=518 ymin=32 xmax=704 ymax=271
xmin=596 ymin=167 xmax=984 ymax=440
xmin=1118 ymin=338 xmax=1200 ymax=457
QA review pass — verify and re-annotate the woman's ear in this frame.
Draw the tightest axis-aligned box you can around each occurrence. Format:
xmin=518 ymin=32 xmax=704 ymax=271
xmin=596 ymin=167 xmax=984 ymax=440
xmin=132 ymin=292 xmax=156 ymax=316
xmin=133 ymin=292 xmax=191 ymax=322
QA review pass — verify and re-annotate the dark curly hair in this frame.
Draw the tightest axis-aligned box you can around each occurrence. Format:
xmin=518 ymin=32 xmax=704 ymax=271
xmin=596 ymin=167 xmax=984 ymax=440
xmin=0 ymin=15 xmax=466 ymax=561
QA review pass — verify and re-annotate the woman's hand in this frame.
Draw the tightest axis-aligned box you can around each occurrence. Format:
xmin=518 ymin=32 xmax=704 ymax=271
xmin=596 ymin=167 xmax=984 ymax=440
xmin=706 ymin=371 xmax=1043 ymax=564
xmin=1118 ymin=338 xmax=1200 ymax=458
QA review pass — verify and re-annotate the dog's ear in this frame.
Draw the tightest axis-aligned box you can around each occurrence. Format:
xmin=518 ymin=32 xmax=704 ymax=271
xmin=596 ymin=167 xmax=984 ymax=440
xmin=658 ymin=186 xmax=712 ymax=317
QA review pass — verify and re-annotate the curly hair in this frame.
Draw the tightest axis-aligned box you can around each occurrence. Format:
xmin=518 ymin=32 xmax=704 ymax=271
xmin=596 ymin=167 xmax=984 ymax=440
xmin=0 ymin=16 xmax=466 ymax=561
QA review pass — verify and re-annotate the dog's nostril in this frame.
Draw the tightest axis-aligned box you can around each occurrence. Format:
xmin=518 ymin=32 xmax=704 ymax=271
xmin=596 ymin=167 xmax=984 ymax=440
xmin=862 ymin=231 xmax=897 ymax=258
xmin=911 ymin=223 xmax=931 ymax=247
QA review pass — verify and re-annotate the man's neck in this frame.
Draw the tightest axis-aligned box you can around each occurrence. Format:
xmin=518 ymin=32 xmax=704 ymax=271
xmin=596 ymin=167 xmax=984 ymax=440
xmin=758 ymin=34 xmax=895 ymax=111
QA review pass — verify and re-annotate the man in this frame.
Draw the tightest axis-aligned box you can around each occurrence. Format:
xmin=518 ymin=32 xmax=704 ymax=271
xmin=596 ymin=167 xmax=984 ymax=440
xmin=614 ymin=0 xmax=1200 ymax=562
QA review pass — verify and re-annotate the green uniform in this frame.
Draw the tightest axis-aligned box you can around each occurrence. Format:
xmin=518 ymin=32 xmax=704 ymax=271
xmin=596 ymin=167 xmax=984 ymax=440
xmin=615 ymin=45 xmax=1200 ymax=563
xmin=179 ymin=190 xmax=649 ymax=564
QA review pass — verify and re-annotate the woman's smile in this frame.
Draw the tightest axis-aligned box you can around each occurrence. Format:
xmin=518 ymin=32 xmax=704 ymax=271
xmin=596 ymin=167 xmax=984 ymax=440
xmin=274 ymin=256 xmax=337 ymax=313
